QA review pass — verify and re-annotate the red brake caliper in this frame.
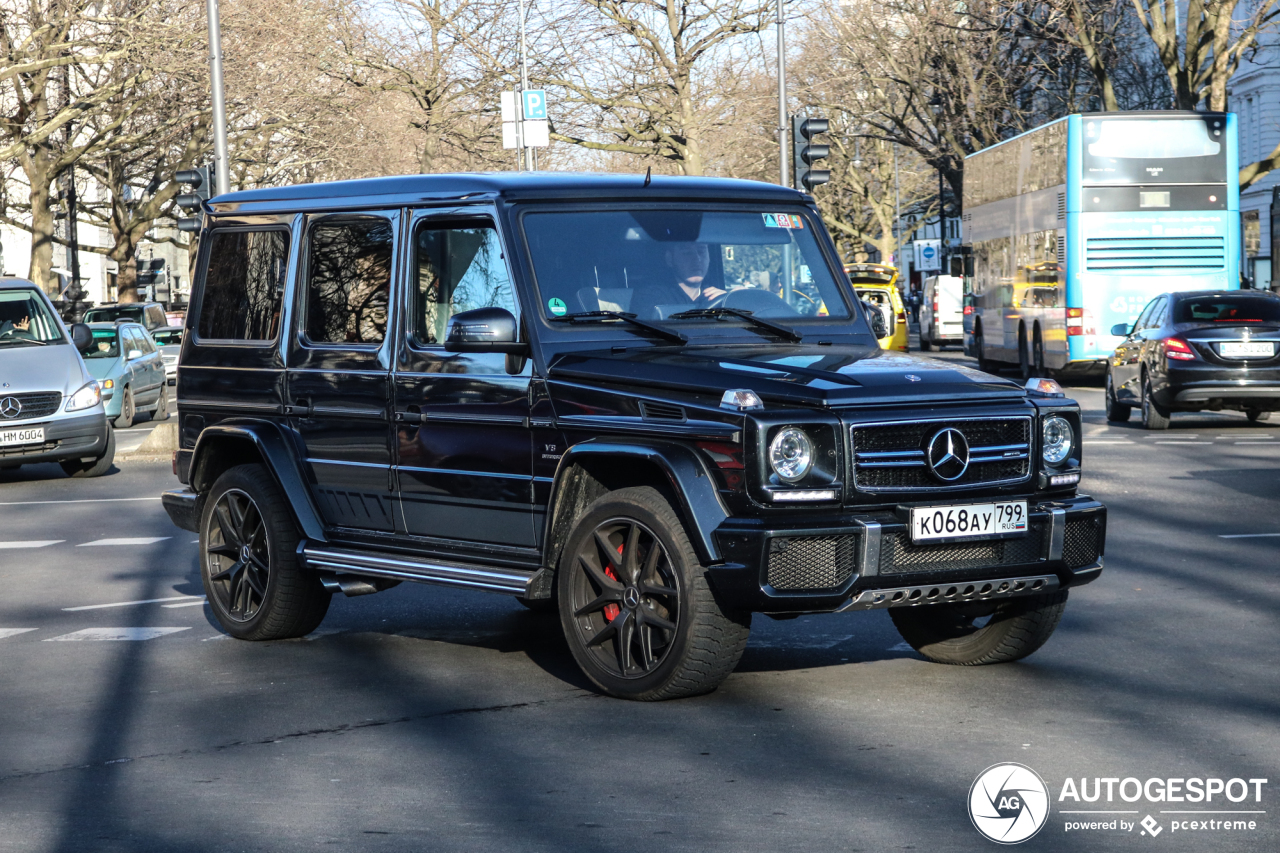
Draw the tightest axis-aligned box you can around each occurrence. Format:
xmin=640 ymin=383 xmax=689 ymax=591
xmin=603 ymin=543 xmax=623 ymax=621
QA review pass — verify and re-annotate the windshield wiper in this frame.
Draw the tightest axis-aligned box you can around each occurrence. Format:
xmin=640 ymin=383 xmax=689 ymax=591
xmin=667 ymin=308 xmax=802 ymax=343
xmin=0 ymin=337 xmax=49 ymax=346
xmin=550 ymin=311 xmax=688 ymax=345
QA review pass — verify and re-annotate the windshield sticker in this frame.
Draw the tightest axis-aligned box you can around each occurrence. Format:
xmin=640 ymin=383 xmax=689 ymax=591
xmin=547 ymin=297 xmax=567 ymax=316
xmin=763 ymin=213 xmax=805 ymax=229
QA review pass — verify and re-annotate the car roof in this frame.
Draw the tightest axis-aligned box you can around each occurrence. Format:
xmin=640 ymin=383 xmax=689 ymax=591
xmin=0 ymin=277 xmax=44 ymax=291
xmin=211 ymin=172 xmax=808 ymax=214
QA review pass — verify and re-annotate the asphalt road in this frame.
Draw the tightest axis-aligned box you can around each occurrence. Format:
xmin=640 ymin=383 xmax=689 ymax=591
xmin=0 ymin=346 xmax=1276 ymax=852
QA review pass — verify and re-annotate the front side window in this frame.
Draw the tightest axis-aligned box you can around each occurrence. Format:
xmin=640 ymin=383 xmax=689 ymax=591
xmin=305 ymin=217 xmax=393 ymax=345
xmin=522 ymin=209 xmax=850 ymax=322
xmin=197 ymin=228 xmax=289 ymax=341
xmin=412 ymin=221 xmax=515 ymax=345
xmin=0 ymin=289 xmax=63 ymax=346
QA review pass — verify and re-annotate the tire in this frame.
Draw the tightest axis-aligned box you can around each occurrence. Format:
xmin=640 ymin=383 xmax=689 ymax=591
xmin=920 ymin=336 xmax=933 ymax=352
xmin=60 ymin=426 xmax=116 ymax=478
xmin=152 ymin=387 xmax=170 ymax=421
xmin=1246 ymin=409 xmax=1271 ymax=422
xmin=1017 ymin=329 xmax=1031 ymax=380
xmin=114 ymin=388 xmax=134 ymax=429
xmin=200 ymin=463 xmax=331 ymax=640
xmin=1032 ymin=330 xmax=1046 ymax=378
xmin=1141 ymin=374 xmax=1170 ymax=430
xmin=1104 ymin=371 xmax=1131 ymax=422
xmin=557 ymin=486 xmax=751 ymax=700
xmin=890 ymin=590 xmax=1069 ymax=665
xmin=974 ymin=326 xmax=994 ymax=374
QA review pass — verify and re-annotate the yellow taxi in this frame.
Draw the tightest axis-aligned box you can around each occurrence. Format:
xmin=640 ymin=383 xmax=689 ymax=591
xmin=846 ymin=263 xmax=909 ymax=352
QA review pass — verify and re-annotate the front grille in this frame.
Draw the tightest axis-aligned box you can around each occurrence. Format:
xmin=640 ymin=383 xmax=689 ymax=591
xmin=852 ymin=417 xmax=1031 ymax=491
xmin=1085 ymin=236 xmax=1224 ymax=274
xmin=0 ymin=392 xmax=62 ymax=421
xmin=879 ymin=520 xmax=1047 ymax=575
xmin=0 ymin=440 xmax=59 ymax=457
xmin=766 ymin=534 xmax=859 ymax=591
xmin=1063 ymin=516 xmax=1104 ymax=568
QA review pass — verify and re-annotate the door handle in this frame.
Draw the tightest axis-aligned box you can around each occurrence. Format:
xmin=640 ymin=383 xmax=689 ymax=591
xmin=286 ymin=398 xmax=312 ymax=417
xmin=394 ymin=408 xmax=427 ymax=425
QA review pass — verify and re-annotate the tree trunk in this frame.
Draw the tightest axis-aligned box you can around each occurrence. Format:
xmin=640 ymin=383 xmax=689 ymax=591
xmin=27 ymin=179 xmax=56 ymax=296
xmin=116 ymin=254 xmax=141 ymax=304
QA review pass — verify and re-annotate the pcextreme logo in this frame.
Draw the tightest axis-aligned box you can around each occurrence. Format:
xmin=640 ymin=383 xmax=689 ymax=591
xmin=968 ymin=764 xmax=1269 ymax=844
xmin=969 ymin=763 xmax=1051 ymax=844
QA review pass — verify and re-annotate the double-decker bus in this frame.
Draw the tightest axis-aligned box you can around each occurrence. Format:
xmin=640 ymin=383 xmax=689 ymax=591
xmin=963 ymin=111 xmax=1239 ymax=375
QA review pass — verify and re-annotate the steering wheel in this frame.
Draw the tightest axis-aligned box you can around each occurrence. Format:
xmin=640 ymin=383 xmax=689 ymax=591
xmin=707 ymin=288 xmax=799 ymax=317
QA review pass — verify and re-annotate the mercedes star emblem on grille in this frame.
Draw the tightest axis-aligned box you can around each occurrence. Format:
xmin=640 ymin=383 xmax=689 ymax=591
xmin=925 ymin=427 xmax=970 ymax=482
xmin=0 ymin=396 xmax=22 ymax=419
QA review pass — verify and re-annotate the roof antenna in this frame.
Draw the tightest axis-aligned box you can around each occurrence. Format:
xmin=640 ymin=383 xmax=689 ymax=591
xmin=643 ymin=166 xmax=652 ymax=188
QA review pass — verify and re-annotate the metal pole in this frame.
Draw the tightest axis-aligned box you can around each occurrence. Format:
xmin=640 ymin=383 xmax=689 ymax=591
xmin=893 ymin=143 xmax=901 ymax=265
xmin=938 ymin=164 xmax=947 ymax=271
xmin=776 ymin=0 xmax=787 ymax=186
xmin=518 ymin=0 xmax=532 ymax=172
xmin=206 ymin=0 xmax=230 ymax=195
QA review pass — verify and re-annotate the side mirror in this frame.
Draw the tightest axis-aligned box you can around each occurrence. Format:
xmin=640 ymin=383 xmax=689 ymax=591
xmin=862 ymin=301 xmax=889 ymax=339
xmin=444 ymin=307 xmax=528 ymax=354
xmin=127 ymin=349 xmax=143 ymax=360
xmin=1109 ymin=323 xmax=1131 ymax=337
xmin=70 ymin=323 xmax=93 ymax=353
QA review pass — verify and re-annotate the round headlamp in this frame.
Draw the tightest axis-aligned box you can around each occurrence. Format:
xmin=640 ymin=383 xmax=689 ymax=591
xmin=769 ymin=427 xmax=814 ymax=482
xmin=1042 ymin=416 xmax=1073 ymax=466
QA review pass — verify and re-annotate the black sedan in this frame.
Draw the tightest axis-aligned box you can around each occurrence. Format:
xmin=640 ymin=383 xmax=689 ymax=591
xmin=1106 ymin=290 xmax=1280 ymax=428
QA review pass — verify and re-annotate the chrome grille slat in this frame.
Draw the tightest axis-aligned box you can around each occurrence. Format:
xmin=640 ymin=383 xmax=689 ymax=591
xmin=851 ymin=416 xmax=1033 ymax=492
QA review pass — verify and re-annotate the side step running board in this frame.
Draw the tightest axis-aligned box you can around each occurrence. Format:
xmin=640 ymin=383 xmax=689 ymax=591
xmin=299 ymin=542 xmax=535 ymax=597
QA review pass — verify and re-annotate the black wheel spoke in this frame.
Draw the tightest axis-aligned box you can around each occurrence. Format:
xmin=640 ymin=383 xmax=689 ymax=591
xmin=640 ymin=581 xmax=677 ymax=598
xmin=207 ymin=542 xmax=238 ymax=560
xmin=209 ymin=558 xmax=242 ymax=584
xmin=614 ymin=609 xmax=635 ymax=674
xmin=586 ymin=618 xmax=618 ymax=649
xmin=213 ymin=503 xmax=240 ymax=549
xmin=243 ymin=565 xmax=267 ymax=599
xmin=574 ymin=587 xmax=623 ymax=618
xmin=641 ymin=610 xmax=676 ymax=634
xmin=621 ymin=523 xmax=641 ymax=583
xmin=593 ymin=530 xmax=621 ymax=575
xmin=635 ymin=610 xmax=656 ymax=670
xmin=226 ymin=494 xmax=247 ymax=538
xmin=578 ymin=554 xmax=622 ymax=594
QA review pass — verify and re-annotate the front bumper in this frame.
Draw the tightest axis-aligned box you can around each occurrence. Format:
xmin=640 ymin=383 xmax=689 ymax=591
xmin=706 ymin=496 xmax=1105 ymax=614
xmin=0 ymin=412 xmax=109 ymax=464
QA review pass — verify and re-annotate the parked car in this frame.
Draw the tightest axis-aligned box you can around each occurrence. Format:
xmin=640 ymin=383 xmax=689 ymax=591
xmin=0 ymin=278 xmax=114 ymax=477
xmin=82 ymin=322 xmax=170 ymax=428
xmin=920 ymin=274 xmax=965 ymax=351
xmin=161 ymin=173 xmax=1105 ymax=701
xmin=846 ymin=263 xmax=909 ymax=352
xmin=83 ymin=301 xmax=168 ymax=331
xmin=1106 ymin=289 xmax=1280 ymax=428
xmin=152 ymin=325 xmax=183 ymax=385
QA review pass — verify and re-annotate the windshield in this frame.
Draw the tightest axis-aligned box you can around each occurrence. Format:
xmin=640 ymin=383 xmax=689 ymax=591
xmin=84 ymin=329 xmax=120 ymax=358
xmin=0 ymin=289 xmax=63 ymax=345
xmin=522 ymin=209 xmax=850 ymax=322
xmin=85 ymin=306 xmax=143 ymax=323
xmin=1082 ymin=116 xmax=1227 ymax=184
xmin=152 ymin=329 xmax=183 ymax=346
xmin=1174 ymin=296 xmax=1280 ymax=324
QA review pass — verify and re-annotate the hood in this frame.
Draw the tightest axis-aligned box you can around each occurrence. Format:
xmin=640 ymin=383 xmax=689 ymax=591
xmin=548 ymin=344 xmax=1025 ymax=407
xmin=0 ymin=342 xmax=91 ymax=396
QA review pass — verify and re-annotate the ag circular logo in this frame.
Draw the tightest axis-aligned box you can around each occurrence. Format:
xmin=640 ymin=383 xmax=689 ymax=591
xmin=968 ymin=763 xmax=1050 ymax=844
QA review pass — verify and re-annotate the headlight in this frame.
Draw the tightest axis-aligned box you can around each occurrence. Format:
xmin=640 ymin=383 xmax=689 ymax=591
xmin=1042 ymin=416 xmax=1073 ymax=465
xmin=769 ymin=427 xmax=814 ymax=482
xmin=65 ymin=381 xmax=102 ymax=412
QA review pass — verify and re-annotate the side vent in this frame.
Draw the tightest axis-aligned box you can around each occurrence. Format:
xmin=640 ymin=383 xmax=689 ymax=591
xmin=638 ymin=400 xmax=687 ymax=422
xmin=1057 ymin=192 xmax=1066 ymax=221
xmin=1057 ymin=235 xmax=1066 ymax=264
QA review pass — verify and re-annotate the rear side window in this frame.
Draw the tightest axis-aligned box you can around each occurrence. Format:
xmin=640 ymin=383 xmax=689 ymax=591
xmin=1175 ymin=296 xmax=1280 ymax=324
xmin=305 ymin=217 xmax=394 ymax=345
xmin=197 ymin=228 xmax=290 ymax=342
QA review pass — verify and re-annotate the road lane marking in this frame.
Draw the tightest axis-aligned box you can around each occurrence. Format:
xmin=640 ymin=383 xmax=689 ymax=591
xmin=1234 ymin=441 xmax=1280 ymax=445
xmin=0 ymin=540 xmax=64 ymax=549
xmin=161 ymin=598 xmax=207 ymax=609
xmin=1154 ymin=441 xmax=1212 ymax=445
xmin=77 ymin=537 xmax=172 ymax=547
xmin=0 ymin=628 xmax=38 ymax=639
xmin=45 ymin=627 xmax=191 ymax=642
xmin=1085 ymin=440 xmax=1136 ymax=445
xmin=63 ymin=596 xmax=203 ymax=611
xmin=1219 ymin=533 xmax=1280 ymax=539
xmin=0 ymin=497 xmax=160 ymax=506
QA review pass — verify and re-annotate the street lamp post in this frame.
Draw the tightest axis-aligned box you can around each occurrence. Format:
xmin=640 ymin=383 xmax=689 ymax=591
xmin=517 ymin=0 xmax=536 ymax=172
xmin=929 ymin=94 xmax=947 ymax=273
xmin=205 ymin=0 xmax=230 ymax=195
xmin=776 ymin=0 xmax=787 ymax=186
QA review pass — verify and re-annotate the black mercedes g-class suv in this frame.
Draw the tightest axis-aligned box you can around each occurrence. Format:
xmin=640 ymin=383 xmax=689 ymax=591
xmin=161 ymin=173 xmax=1105 ymax=700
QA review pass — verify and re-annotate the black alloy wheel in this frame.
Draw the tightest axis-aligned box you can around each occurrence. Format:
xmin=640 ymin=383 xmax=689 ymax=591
xmin=1018 ymin=330 xmax=1032 ymax=380
xmin=567 ymin=516 xmax=681 ymax=679
xmin=1141 ymin=373 xmax=1170 ymax=430
xmin=205 ymin=488 xmax=271 ymax=622
xmin=1104 ymin=371 xmax=1131 ymax=422
xmin=1032 ymin=330 xmax=1046 ymax=377
xmin=974 ymin=326 xmax=993 ymax=374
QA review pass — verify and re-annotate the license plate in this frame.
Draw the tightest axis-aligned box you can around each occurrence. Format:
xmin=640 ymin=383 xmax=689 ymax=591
xmin=1220 ymin=341 xmax=1274 ymax=358
xmin=911 ymin=501 xmax=1027 ymax=542
xmin=0 ymin=427 xmax=44 ymax=447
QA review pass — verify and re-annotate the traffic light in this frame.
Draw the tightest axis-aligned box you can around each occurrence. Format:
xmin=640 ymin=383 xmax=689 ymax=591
xmin=792 ymin=115 xmax=830 ymax=191
xmin=175 ymin=165 xmax=212 ymax=233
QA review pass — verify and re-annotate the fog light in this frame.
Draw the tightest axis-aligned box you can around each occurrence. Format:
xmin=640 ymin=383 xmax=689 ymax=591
xmin=1049 ymin=472 xmax=1080 ymax=487
xmin=771 ymin=489 xmax=838 ymax=502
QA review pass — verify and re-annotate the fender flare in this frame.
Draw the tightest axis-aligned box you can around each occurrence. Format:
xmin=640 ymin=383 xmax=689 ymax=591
xmin=190 ymin=421 xmax=327 ymax=542
xmin=544 ymin=438 xmax=729 ymax=566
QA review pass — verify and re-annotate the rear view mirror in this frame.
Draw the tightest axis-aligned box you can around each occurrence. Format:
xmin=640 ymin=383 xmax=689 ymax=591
xmin=1109 ymin=323 xmax=1131 ymax=337
xmin=70 ymin=323 xmax=93 ymax=353
xmin=444 ymin=307 xmax=529 ymax=354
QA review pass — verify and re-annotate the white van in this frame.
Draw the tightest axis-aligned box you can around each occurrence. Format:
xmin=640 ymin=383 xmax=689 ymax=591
xmin=920 ymin=274 xmax=964 ymax=350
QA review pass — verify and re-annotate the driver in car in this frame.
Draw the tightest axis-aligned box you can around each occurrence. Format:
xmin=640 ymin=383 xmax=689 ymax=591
xmin=0 ymin=312 xmax=34 ymax=340
xmin=631 ymin=243 xmax=727 ymax=317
